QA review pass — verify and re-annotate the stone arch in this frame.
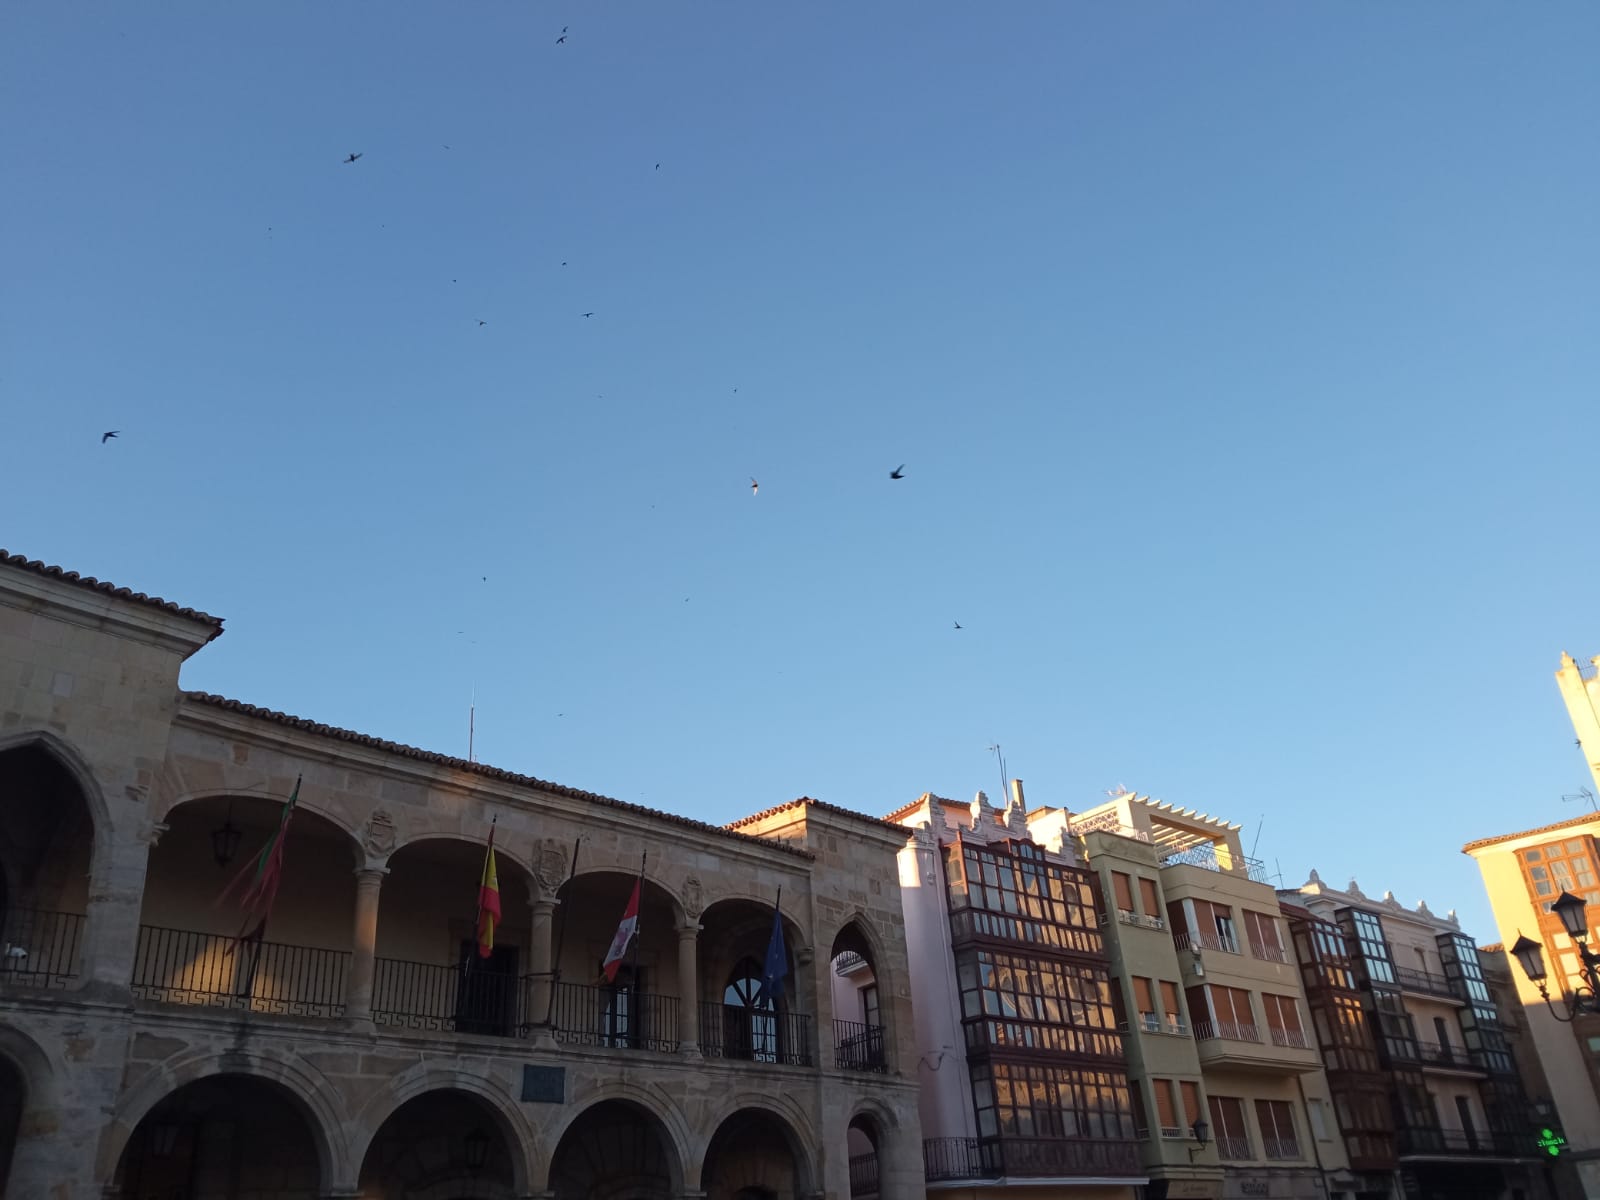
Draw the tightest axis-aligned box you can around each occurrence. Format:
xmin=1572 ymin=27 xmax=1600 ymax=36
xmin=698 ymin=889 xmax=812 ymax=956
xmin=0 ymin=1023 xmax=57 ymax=1193
xmin=546 ymin=1094 xmax=688 ymax=1199
xmin=352 ymin=1067 xmax=537 ymax=1195
xmin=97 ymin=1048 xmax=350 ymax=1186
xmin=828 ymin=912 xmax=895 ymax=1071
xmin=698 ymin=1099 xmax=817 ymax=1200
xmin=544 ymin=1076 xmax=693 ymax=1185
xmin=0 ymin=729 xmax=112 ymax=908
xmin=390 ymin=832 xmax=537 ymax=882
xmin=558 ymin=864 xmax=689 ymax=930
xmin=156 ymin=787 xmax=365 ymax=864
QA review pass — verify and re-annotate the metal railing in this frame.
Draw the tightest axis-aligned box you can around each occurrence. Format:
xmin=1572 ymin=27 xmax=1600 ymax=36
xmin=0 ymin=908 xmax=84 ymax=987
xmin=834 ymin=951 xmax=869 ymax=975
xmin=1263 ymin=1137 xmax=1301 ymax=1161
xmin=1216 ymin=1135 xmax=1252 ymax=1161
xmin=1070 ymin=813 xmax=1152 ymax=842
xmin=924 ymin=1138 xmax=988 ymax=1182
xmin=1414 ymin=1040 xmax=1483 ymax=1071
xmin=976 ymin=1136 xmax=1143 ymax=1177
xmin=1174 ymin=930 xmax=1240 ymax=955
xmin=699 ymin=1002 xmax=813 ymax=1066
xmin=848 ymin=1152 xmax=879 ymax=1197
xmin=1195 ymin=1020 xmax=1260 ymax=1043
xmin=547 ymin=980 xmax=679 ymax=1052
xmin=1249 ymin=941 xmax=1288 ymax=964
xmin=1394 ymin=966 xmax=1456 ymax=998
xmin=370 ymin=957 xmax=517 ymax=1036
xmin=1159 ymin=843 xmax=1273 ymax=884
xmin=834 ymin=1019 xmax=887 ymax=1071
xmin=132 ymin=925 xmax=348 ymax=1018
xmin=1269 ymin=1026 xmax=1310 ymax=1049
xmin=1398 ymin=1128 xmax=1520 ymax=1157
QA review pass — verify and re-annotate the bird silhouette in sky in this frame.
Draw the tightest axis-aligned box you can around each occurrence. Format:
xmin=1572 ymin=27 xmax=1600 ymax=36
xmin=582 ymin=312 xmax=594 ymax=318
xmin=890 ymin=464 xmax=905 ymax=479
xmin=655 ymin=163 xmax=661 ymax=171
xmin=953 ymin=621 xmax=962 ymax=630
xmin=343 ymin=153 xmax=362 ymax=164
xmin=101 ymin=431 xmax=119 ymax=443
xmin=750 ymin=478 xmax=759 ymax=496
xmin=556 ymin=34 xmax=566 ymax=44
xmin=477 ymin=319 xmax=488 ymax=326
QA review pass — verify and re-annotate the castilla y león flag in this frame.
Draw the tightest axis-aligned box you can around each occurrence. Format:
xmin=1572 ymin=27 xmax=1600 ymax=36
xmin=602 ymin=876 xmax=641 ymax=982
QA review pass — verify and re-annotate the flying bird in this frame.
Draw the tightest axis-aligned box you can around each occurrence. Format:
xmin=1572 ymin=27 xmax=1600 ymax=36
xmin=750 ymin=478 xmax=759 ymax=496
xmin=655 ymin=163 xmax=661 ymax=171
xmin=555 ymin=34 xmax=566 ymax=44
xmin=101 ymin=431 xmax=119 ymax=443
xmin=477 ymin=319 xmax=488 ymax=326
xmin=890 ymin=464 xmax=905 ymax=479
xmin=953 ymin=621 xmax=962 ymax=630
xmin=582 ymin=312 xmax=594 ymax=318
xmin=343 ymin=153 xmax=363 ymax=164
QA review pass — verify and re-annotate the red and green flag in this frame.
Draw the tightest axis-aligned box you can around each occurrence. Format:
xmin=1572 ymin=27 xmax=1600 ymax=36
xmin=217 ymin=775 xmax=300 ymax=946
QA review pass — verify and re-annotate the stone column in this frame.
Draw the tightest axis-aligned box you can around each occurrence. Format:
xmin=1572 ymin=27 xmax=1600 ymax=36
xmin=876 ymin=1122 xmax=929 ymax=1200
xmin=677 ymin=921 xmax=701 ymax=1057
xmin=80 ymin=826 xmax=161 ymax=997
xmin=344 ymin=866 xmax=386 ymax=1022
xmin=528 ymin=897 xmax=557 ymax=1027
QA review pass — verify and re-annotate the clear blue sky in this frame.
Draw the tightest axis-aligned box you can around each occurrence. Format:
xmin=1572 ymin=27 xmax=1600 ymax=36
xmin=4 ymin=3 xmax=1596 ymax=939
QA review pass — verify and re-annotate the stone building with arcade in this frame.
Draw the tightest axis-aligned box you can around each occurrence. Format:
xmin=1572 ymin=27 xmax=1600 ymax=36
xmin=0 ymin=550 xmax=923 ymax=1199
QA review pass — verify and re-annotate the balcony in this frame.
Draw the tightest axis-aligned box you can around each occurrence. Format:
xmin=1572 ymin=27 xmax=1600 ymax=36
xmin=699 ymin=1002 xmax=813 ymax=1067
xmin=0 ymin=907 xmax=84 ymax=989
xmin=1394 ymin=966 xmax=1460 ymax=1002
xmin=1174 ymin=930 xmax=1240 ymax=955
xmin=1159 ymin=843 xmax=1273 ymax=884
xmin=1414 ymin=1040 xmax=1486 ymax=1076
xmin=1125 ymin=1012 xmax=1190 ymax=1038
xmin=1216 ymin=1136 xmax=1252 ymax=1161
xmin=132 ymin=925 xmax=349 ymax=1018
xmin=1195 ymin=1021 xmax=1321 ymax=1073
xmin=546 ymin=981 xmax=679 ymax=1053
xmin=1397 ymin=1128 xmax=1525 ymax=1160
xmin=1249 ymin=940 xmax=1289 ymax=964
xmin=835 ymin=1019 xmax=887 ymax=1072
xmin=920 ymin=1136 xmax=1142 ymax=1180
xmin=1114 ymin=909 xmax=1168 ymax=932
xmin=1263 ymin=1137 xmax=1302 ymax=1161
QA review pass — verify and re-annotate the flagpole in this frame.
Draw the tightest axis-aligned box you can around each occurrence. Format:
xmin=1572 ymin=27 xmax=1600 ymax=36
xmin=237 ymin=773 xmax=301 ymax=999
xmin=544 ymin=836 xmax=581 ymax=1027
xmin=627 ymin=850 xmax=647 ymax=1047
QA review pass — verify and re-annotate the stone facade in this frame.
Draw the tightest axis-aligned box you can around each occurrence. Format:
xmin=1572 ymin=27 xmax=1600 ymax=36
xmin=0 ymin=552 xmax=924 ymax=1199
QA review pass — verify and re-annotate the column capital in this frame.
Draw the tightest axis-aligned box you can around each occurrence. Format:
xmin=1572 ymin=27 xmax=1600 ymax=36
xmin=532 ymin=896 xmax=559 ymax=916
xmin=675 ymin=921 xmax=701 ymax=938
xmin=355 ymin=865 xmax=389 ymax=882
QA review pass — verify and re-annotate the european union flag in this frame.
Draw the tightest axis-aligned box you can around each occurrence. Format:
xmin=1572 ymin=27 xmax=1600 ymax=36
xmin=758 ymin=904 xmax=787 ymax=1007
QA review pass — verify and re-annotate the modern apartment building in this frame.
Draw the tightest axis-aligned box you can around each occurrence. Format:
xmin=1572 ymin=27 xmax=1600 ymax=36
xmin=1465 ymin=810 xmax=1600 ymax=1199
xmin=0 ymin=550 xmax=925 ymax=1199
xmin=888 ymin=785 xmax=1146 ymax=1200
xmin=1290 ymin=872 xmax=1549 ymax=1200
xmin=1064 ymin=793 xmax=1353 ymax=1200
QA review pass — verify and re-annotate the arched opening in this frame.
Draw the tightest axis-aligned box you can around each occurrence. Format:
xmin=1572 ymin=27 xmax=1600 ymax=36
xmin=110 ymin=1074 xmax=324 ymax=1198
xmin=701 ymin=1108 xmax=807 ymax=1200
xmin=829 ymin=921 xmax=886 ymax=1072
xmin=373 ymin=838 xmax=535 ymax=1037
xmin=136 ymin=794 xmax=358 ymax=1017
xmin=546 ymin=870 xmax=681 ymax=1052
xmin=846 ymin=1113 xmax=881 ymax=1199
xmin=0 ymin=743 xmax=95 ymax=986
xmin=699 ymin=900 xmax=811 ymax=1066
xmin=548 ymin=1099 xmax=680 ymax=1200
xmin=359 ymin=1089 xmax=517 ymax=1199
xmin=0 ymin=1054 xmax=23 ymax=1193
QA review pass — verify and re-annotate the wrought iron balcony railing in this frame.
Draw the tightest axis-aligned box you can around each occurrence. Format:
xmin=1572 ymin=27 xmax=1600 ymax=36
xmin=0 ymin=908 xmax=84 ymax=988
xmin=848 ymin=1152 xmax=879 ymax=1197
xmin=1249 ymin=940 xmax=1288 ymax=963
xmin=924 ymin=1137 xmax=988 ymax=1182
xmin=132 ymin=925 xmax=348 ymax=1018
xmin=1174 ymin=930 xmax=1241 ymax=955
xmin=1216 ymin=1135 xmax=1252 ymax=1161
xmin=546 ymin=980 xmax=679 ymax=1052
xmin=699 ymin=1001 xmax=813 ymax=1066
xmin=1159 ymin=843 xmax=1273 ymax=884
xmin=1268 ymin=1026 xmax=1310 ymax=1049
xmin=1195 ymin=1020 xmax=1260 ymax=1043
xmin=1263 ymin=1137 xmax=1302 ymax=1160
xmin=370 ymin=956 xmax=518 ymax=1035
xmin=1394 ymin=966 xmax=1457 ymax=999
xmin=834 ymin=1019 xmax=887 ymax=1071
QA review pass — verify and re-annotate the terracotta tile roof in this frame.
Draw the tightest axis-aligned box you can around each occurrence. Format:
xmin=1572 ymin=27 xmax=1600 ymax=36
xmin=180 ymin=691 xmax=813 ymax=859
xmin=726 ymin=796 xmax=909 ymax=835
xmin=1461 ymin=811 xmax=1600 ymax=854
xmin=883 ymin=793 xmax=966 ymax=824
xmin=1 ymin=550 xmax=224 ymax=638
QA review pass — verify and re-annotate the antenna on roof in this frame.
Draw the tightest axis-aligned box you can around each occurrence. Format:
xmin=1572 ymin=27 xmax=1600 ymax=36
xmin=988 ymin=744 xmax=1008 ymax=804
xmin=1563 ymin=786 xmax=1597 ymax=812
xmin=469 ymin=684 xmax=476 ymax=764
xmin=1250 ymin=815 xmax=1264 ymax=860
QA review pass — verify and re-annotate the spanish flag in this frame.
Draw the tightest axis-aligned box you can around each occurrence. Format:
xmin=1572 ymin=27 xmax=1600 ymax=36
xmin=476 ymin=823 xmax=501 ymax=958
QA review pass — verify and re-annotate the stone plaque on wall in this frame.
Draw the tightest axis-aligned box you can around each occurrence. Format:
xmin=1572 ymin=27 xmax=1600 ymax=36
xmin=520 ymin=1064 xmax=565 ymax=1104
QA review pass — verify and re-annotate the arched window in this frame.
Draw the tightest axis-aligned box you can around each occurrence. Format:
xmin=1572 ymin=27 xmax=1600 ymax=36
xmin=723 ymin=958 xmax=777 ymax=1062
